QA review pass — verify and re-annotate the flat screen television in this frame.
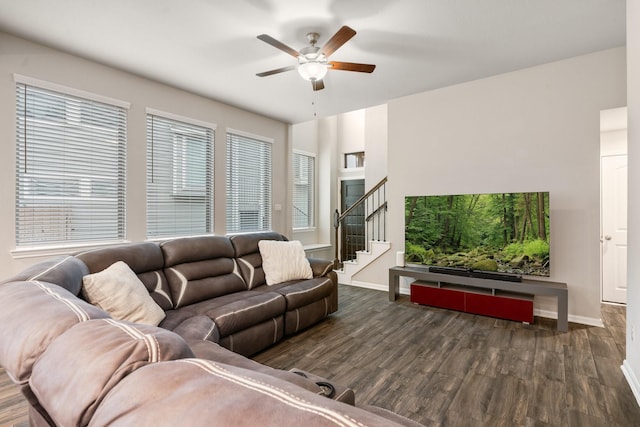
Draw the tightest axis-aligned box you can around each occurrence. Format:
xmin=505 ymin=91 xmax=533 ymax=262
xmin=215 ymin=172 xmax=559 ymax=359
xmin=405 ymin=192 xmax=550 ymax=277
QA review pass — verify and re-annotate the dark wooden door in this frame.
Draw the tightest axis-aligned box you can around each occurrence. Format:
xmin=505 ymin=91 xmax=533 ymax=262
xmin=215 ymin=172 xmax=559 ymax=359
xmin=341 ymin=179 xmax=365 ymax=261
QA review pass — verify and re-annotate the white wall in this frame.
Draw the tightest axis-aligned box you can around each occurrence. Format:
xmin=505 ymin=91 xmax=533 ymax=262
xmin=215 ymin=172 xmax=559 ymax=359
xmin=364 ymin=104 xmax=388 ymax=186
xmin=0 ymin=31 xmax=290 ymax=275
xmin=624 ymin=0 xmax=640 ymax=405
xmin=384 ymin=47 xmax=626 ymax=323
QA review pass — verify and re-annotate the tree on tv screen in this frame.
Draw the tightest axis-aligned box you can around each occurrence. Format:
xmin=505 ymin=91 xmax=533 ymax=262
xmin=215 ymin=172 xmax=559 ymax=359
xmin=405 ymin=192 xmax=550 ymax=276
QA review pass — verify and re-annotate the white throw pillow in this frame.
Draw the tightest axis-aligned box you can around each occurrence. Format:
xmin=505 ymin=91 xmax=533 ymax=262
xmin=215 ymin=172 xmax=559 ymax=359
xmin=82 ymin=261 xmax=166 ymax=326
xmin=258 ymin=240 xmax=313 ymax=286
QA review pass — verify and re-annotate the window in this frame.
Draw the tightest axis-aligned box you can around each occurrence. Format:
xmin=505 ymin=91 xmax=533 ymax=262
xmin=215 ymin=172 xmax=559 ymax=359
xmin=293 ymin=152 xmax=314 ymax=229
xmin=226 ymin=131 xmax=272 ymax=233
xmin=15 ymin=83 xmax=126 ymax=247
xmin=345 ymin=151 xmax=365 ymax=169
xmin=146 ymin=113 xmax=214 ymax=238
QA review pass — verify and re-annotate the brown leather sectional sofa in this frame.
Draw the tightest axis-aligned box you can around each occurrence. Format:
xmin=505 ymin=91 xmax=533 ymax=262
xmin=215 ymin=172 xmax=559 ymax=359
xmin=0 ymin=232 xmax=424 ymax=426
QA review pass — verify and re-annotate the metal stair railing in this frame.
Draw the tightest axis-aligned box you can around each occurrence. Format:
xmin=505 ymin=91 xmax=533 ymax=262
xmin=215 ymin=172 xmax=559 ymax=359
xmin=333 ymin=177 xmax=387 ymax=269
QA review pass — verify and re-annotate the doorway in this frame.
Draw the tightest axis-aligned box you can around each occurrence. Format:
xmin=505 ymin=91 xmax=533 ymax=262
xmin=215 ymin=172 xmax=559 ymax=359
xmin=340 ymin=179 xmax=365 ymax=262
xmin=601 ymin=107 xmax=628 ymax=304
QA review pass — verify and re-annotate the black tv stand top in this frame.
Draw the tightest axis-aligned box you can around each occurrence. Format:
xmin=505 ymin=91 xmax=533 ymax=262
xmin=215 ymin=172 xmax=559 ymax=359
xmin=427 ymin=266 xmax=522 ymax=282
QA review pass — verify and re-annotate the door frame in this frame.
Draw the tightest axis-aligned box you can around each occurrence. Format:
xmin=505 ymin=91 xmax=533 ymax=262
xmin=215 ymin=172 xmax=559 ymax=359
xmin=600 ymin=107 xmax=628 ymax=304
xmin=339 ymin=177 xmax=365 ymax=262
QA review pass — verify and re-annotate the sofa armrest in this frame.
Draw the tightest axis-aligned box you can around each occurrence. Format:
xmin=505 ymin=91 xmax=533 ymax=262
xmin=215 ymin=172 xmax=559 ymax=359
xmin=307 ymin=258 xmax=333 ymax=277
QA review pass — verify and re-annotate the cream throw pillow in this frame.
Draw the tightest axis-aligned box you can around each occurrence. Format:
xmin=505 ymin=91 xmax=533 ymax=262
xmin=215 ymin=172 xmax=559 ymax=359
xmin=258 ymin=240 xmax=313 ymax=286
xmin=82 ymin=261 xmax=165 ymax=326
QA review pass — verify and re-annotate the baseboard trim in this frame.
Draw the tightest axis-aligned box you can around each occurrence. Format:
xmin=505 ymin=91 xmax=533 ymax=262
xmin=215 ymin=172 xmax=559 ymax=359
xmin=622 ymin=360 xmax=640 ymax=407
xmin=534 ymin=309 xmax=604 ymax=328
xmin=345 ymin=282 xmax=604 ymax=327
xmin=349 ymin=280 xmax=411 ymax=296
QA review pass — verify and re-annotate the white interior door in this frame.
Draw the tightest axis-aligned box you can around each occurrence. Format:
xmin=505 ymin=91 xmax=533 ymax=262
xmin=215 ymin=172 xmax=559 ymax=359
xmin=602 ymin=154 xmax=628 ymax=304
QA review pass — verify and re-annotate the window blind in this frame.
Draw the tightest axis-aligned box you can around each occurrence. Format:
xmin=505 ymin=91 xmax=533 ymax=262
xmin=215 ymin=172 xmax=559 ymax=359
xmin=15 ymin=83 xmax=126 ymax=247
xmin=226 ymin=132 xmax=272 ymax=233
xmin=293 ymin=152 xmax=314 ymax=229
xmin=146 ymin=114 xmax=213 ymax=238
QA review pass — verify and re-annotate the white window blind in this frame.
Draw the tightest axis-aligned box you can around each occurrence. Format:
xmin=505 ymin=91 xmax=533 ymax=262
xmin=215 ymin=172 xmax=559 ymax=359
xmin=146 ymin=114 xmax=213 ymax=238
xmin=15 ymin=83 xmax=126 ymax=247
xmin=293 ymin=152 xmax=314 ymax=229
xmin=226 ymin=132 xmax=272 ymax=233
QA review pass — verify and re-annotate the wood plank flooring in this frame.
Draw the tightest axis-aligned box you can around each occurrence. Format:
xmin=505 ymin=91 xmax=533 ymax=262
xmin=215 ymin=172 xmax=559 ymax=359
xmin=253 ymin=285 xmax=639 ymax=427
xmin=1 ymin=284 xmax=638 ymax=426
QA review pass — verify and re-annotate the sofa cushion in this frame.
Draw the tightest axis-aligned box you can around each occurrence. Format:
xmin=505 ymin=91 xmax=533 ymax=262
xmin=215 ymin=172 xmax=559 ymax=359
xmin=163 ymin=291 xmax=286 ymax=338
xmin=230 ymin=231 xmax=286 ymax=289
xmin=76 ymin=242 xmax=173 ymax=310
xmin=0 ymin=281 xmax=109 ymax=384
xmin=258 ymin=240 xmax=313 ymax=285
xmin=254 ymin=277 xmax=334 ymax=311
xmin=161 ymin=236 xmax=247 ymax=308
xmin=29 ymin=319 xmax=194 ymax=427
xmin=161 ymin=314 xmax=220 ymax=342
xmin=82 ymin=261 xmax=166 ymax=326
xmin=91 ymin=359 xmax=412 ymax=427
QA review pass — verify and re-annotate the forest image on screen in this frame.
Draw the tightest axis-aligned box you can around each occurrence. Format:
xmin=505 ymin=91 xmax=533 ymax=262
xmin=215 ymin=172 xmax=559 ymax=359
xmin=405 ymin=192 xmax=550 ymax=277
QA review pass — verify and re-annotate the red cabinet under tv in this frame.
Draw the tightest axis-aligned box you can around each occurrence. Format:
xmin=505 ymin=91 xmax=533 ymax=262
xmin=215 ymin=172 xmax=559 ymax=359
xmin=410 ymin=280 xmax=534 ymax=324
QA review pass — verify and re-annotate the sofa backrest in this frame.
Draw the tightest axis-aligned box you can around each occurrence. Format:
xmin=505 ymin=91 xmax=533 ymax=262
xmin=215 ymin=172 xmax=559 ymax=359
xmin=91 ymin=358 xmax=412 ymax=427
xmin=1 ymin=255 xmax=89 ymax=296
xmin=161 ymin=236 xmax=247 ymax=308
xmin=0 ymin=281 xmax=110 ymax=385
xmin=76 ymin=242 xmax=173 ymax=310
xmin=229 ymin=232 xmax=286 ymax=289
xmin=29 ymin=319 xmax=194 ymax=427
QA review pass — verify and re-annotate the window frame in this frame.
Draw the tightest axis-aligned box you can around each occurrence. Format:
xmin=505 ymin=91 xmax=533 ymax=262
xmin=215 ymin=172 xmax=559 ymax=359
xmin=292 ymin=150 xmax=315 ymax=230
xmin=225 ymin=129 xmax=273 ymax=234
xmin=146 ymin=109 xmax=216 ymax=240
xmin=13 ymin=76 xmax=129 ymax=253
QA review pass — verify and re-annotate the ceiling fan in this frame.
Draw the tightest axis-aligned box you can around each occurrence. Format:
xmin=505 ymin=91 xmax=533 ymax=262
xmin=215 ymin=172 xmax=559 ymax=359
xmin=256 ymin=25 xmax=376 ymax=91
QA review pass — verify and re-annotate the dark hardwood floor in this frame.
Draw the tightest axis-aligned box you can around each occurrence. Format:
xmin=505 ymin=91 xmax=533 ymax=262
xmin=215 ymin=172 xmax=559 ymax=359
xmin=1 ymin=285 xmax=638 ymax=426
xmin=254 ymin=285 xmax=638 ymax=427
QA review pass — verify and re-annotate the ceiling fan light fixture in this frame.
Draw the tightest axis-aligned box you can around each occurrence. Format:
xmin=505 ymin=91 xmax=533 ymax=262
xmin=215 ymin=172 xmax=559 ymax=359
xmin=298 ymin=58 xmax=328 ymax=81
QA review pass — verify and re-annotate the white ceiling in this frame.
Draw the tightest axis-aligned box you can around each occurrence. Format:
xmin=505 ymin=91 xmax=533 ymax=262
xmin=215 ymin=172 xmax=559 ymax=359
xmin=0 ymin=0 xmax=626 ymax=124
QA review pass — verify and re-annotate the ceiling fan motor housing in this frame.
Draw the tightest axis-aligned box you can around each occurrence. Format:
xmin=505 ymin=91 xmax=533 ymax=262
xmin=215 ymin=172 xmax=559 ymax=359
xmin=298 ymin=39 xmax=328 ymax=81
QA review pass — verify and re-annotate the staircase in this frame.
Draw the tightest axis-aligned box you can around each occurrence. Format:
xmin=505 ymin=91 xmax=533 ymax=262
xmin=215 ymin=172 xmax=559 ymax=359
xmin=334 ymin=177 xmax=389 ymax=284
xmin=335 ymin=240 xmax=391 ymax=284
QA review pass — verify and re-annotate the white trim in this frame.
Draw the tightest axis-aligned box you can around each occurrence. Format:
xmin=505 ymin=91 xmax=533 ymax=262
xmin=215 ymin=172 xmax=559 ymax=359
xmin=338 ymin=172 xmax=365 ymax=180
xmin=348 ymin=280 xmax=411 ymax=296
xmin=622 ymin=360 xmax=640 ymax=407
xmin=146 ymin=107 xmax=217 ymax=131
xmin=293 ymin=227 xmax=317 ymax=232
xmin=14 ymin=74 xmax=130 ymax=109
xmin=11 ymin=240 xmax=131 ymax=259
xmin=534 ymin=308 xmax=604 ymax=328
xmin=303 ymin=243 xmax=331 ymax=253
xmin=226 ymin=127 xmax=274 ymax=144
xmin=293 ymin=149 xmax=316 ymax=158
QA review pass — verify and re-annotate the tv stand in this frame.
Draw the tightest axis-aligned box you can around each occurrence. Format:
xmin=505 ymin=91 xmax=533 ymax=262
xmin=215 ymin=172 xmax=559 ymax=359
xmin=388 ymin=265 xmax=568 ymax=332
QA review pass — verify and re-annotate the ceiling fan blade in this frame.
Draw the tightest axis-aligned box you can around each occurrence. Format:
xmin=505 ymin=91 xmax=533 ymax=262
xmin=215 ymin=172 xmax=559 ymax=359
xmin=318 ymin=26 xmax=356 ymax=57
xmin=257 ymin=34 xmax=300 ymax=58
xmin=328 ymin=61 xmax=376 ymax=73
xmin=312 ymin=79 xmax=325 ymax=91
xmin=256 ymin=65 xmax=297 ymax=77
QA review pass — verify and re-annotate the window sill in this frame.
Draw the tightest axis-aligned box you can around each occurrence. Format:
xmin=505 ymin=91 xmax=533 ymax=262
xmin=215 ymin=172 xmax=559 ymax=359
xmin=293 ymin=227 xmax=316 ymax=233
xmin=303 ymin=243 xmax=332 ymax=253
xmin=11 ymin=240 xmax=130 ymax=259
